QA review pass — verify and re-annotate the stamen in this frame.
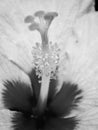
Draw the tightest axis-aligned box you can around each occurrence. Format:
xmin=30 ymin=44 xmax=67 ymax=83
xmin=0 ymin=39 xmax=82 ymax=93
xmin=32 ymin=42 xmax=60 ymax=79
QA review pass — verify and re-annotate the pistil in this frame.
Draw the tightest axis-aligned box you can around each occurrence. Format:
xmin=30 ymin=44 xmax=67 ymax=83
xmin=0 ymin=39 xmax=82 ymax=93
xmin=25 ymin=11 xmax=58 ymax=114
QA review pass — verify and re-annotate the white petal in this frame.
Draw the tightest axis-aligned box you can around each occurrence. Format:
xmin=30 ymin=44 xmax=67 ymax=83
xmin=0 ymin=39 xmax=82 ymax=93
xmin=0 ymin=54 xmax=32 ymax=130
xmin=0 ymin=0 xmax=95 ymax=73
xmin=59 ymin=12 xmax=98 ymax=130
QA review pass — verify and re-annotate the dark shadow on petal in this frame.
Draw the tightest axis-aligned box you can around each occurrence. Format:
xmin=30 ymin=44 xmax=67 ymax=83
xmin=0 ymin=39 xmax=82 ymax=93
xmin=29 ymin=69 xmax=41 ymax=104
xmin=49 ymin=82 xmax=83 ymax=117
xmin=95 ymin=0 xmax=98 ymax=11
xmin=12 ymin=112 xmax=36 ymax=130
xmin=48 ymin=78 xmax=58 ymax=104
xmin=2 ymin=80 xmax=33 ymax=113
xmin=2 ymin=72 xmax=81 ymax=130
xmin=43 ymin=117 xmax=78 ymax=130
xmin=29 ymin=69 xmax=58 ymax=105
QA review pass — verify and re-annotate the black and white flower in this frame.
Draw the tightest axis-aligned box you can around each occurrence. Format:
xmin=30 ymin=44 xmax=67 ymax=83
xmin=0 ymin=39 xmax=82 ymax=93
xmin=0 ymin=0 xmax=98 ymax=130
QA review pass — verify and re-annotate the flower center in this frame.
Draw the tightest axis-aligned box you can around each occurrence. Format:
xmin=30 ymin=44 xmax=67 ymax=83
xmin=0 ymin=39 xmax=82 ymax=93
xmin=25 ymin=10 xmax=59 ymax=114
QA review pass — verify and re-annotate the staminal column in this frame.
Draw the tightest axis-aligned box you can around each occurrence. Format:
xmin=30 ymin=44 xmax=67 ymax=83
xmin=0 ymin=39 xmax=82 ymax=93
xmin=25 ymin=11 xmax=58 ymax=114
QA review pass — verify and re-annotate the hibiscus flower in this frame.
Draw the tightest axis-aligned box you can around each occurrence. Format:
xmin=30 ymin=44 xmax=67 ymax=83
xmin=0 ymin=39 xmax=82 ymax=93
xmin=0 ymin=0 xmax=98 ymax=130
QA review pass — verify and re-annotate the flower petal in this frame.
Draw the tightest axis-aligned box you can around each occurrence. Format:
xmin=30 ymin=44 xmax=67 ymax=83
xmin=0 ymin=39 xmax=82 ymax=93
xmin=12 ymin=113 xmax=36 ymax=130
xmin=49 ymin=82 xmax=82 ymax=117
xmin=43 ymin=117 xmax=77 ymax=130
xmin=0 ymin=54 xmax=32 ymax=129
xmin=2 ymin=80 xmax=33 ymax=113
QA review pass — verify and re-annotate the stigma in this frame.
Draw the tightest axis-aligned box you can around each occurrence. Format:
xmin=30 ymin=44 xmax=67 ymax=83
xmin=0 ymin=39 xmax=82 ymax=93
xmin=25 ymin=11 xmax=58 ymax=50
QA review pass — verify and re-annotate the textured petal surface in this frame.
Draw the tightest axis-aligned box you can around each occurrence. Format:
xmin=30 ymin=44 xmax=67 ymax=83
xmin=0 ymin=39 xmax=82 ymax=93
xmin=49 ymin=82 xmax=82 ymax=117
xmin=11 ymin=113 xmax=36 ymax=130
xmin=60 ymin=12 xmax=98 ymax=130
xmin=0 ymin=0 xmax=94 ymax=73
xmin=43 ymin=117 xmax=77 ymax=130
xmin=0 ymin=54 xmax=31 ymax=130
xmin=0 ymin=0 xmax=97 ymax=130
